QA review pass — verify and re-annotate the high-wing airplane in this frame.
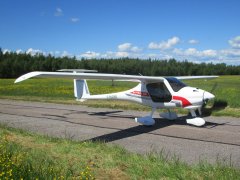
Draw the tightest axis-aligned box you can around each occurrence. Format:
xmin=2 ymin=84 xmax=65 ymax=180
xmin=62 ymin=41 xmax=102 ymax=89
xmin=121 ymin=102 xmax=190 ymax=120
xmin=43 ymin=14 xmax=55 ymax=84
xmin=15 ymin=69 xmax=218 ymax=127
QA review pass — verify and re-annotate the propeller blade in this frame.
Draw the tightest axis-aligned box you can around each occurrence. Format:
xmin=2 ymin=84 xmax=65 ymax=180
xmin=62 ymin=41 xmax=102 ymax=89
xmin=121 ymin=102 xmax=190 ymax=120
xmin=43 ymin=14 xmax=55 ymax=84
xmin=210 ymin=82 xmax=218 ymax=93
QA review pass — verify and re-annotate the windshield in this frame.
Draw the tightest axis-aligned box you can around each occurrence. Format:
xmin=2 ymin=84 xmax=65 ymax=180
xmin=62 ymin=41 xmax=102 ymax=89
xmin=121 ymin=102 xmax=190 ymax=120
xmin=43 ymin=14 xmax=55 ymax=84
xmin=166 ymin=77 xmax=187 ymax=92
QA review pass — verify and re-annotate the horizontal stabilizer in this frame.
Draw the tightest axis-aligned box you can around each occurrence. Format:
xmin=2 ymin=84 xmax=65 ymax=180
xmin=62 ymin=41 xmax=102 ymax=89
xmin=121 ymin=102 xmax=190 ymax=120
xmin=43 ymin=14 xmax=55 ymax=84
xmin=57 ymin=69 xmax=98 ymax=73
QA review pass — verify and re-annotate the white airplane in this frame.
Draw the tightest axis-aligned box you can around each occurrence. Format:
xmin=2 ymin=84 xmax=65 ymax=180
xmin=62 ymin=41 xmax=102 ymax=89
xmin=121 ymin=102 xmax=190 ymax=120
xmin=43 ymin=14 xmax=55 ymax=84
xmin=15 ymin=69 xmax=218 ymax=127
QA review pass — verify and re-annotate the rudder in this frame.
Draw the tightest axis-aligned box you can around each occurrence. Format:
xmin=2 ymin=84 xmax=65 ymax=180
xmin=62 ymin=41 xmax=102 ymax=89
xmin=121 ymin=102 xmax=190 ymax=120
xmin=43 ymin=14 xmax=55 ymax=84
xmin=74 ymin=79 xmax=90 ymax=100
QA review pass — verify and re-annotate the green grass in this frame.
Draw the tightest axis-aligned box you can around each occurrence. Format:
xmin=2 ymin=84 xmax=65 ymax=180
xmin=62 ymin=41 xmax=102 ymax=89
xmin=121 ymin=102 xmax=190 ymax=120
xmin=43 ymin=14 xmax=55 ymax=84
xmin=0 ymin=124 xmax=239 ymax=179
xmin=0 ymin=76 xmax=239 ymax=117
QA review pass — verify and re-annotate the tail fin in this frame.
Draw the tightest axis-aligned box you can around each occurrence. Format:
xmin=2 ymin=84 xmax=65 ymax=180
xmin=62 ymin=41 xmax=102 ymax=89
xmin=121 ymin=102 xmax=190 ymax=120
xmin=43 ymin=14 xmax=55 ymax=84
xmin=74 ymin=79 xmax=90 ymax=101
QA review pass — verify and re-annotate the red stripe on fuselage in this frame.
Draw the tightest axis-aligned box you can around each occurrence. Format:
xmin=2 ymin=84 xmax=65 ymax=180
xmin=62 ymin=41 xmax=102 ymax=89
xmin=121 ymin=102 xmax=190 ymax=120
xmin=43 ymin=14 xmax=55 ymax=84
xmin=130 ymin=91 xmax=149 ymax=97
xmin=172 ymin=96 xmax=191 ymax=107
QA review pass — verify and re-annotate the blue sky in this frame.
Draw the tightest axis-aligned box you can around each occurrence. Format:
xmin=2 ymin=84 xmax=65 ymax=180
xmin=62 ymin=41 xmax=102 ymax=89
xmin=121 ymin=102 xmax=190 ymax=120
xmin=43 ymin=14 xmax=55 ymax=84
xmin=1 ymin=0 xmax=240 ymax=64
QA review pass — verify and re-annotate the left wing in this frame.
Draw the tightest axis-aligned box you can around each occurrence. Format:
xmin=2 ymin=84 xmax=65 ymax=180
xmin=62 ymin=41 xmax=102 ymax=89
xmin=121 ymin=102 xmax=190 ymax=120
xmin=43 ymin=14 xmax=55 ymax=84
xmin=14 ymin=71 xmax=165 ymax=83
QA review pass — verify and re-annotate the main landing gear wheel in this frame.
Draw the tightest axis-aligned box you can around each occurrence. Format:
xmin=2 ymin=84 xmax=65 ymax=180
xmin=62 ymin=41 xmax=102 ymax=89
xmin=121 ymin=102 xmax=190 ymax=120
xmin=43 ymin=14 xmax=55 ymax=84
xmin=135 ymin=108 xmax=156 ymax=126
xmin=135 ymin=116 xmax=155 ymax=126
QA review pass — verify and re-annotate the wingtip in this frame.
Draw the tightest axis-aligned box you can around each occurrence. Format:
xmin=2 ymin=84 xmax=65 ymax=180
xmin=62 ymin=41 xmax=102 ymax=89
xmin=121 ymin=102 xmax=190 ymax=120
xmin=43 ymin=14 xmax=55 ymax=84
xmin=14 ymin=79 xmax=20 ymax=83
xmin=14 ymin=75 xmax=28 ymax=83
xmin=14 ymin=71 xmax=41 ymax=84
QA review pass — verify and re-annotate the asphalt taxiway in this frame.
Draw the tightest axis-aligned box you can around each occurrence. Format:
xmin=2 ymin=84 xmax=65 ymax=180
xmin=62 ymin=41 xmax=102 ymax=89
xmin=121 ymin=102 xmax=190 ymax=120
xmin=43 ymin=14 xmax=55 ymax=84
xmin=0 ymin=99 xmax=239 ymax=166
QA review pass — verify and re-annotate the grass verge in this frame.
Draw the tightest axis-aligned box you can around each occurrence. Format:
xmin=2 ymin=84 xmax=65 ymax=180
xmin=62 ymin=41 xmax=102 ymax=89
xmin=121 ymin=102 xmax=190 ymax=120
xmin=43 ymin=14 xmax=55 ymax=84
xmin=0 ymin=124 xmax=239 ymax=179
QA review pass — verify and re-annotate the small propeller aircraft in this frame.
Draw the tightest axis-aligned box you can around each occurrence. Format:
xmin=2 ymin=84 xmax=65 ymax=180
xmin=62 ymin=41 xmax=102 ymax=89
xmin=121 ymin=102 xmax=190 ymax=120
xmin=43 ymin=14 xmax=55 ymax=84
xmin=15 ymin=69 xmax=218 ymax=127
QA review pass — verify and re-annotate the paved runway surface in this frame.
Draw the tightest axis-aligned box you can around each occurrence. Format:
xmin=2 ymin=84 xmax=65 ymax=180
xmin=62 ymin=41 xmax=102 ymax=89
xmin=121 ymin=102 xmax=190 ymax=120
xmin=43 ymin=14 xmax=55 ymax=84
xmin=0 ymin=99 xmax=239 ymax=166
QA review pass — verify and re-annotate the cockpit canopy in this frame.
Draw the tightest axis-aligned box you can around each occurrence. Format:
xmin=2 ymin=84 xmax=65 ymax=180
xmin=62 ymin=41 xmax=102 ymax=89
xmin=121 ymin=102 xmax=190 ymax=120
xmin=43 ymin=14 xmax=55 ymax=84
xmin=145 ymin=78 xmax=187 ymax=103
xmin=165 ymin=77 xmax=187 ymax=92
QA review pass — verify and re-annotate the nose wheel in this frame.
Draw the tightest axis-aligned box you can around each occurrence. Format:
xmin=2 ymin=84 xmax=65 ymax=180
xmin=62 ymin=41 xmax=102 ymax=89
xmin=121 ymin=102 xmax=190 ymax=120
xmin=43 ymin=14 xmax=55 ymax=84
xmin=186 ymin=109 xmax=205 ymax=126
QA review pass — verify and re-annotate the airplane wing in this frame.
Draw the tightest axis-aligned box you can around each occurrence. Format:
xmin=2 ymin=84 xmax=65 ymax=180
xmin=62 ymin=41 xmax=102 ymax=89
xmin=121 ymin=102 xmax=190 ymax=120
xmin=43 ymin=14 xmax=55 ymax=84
xmin=14 ymin=71 xmax=165 ymax=83
xmin=175 ymin=76 xmax=218 ymax=80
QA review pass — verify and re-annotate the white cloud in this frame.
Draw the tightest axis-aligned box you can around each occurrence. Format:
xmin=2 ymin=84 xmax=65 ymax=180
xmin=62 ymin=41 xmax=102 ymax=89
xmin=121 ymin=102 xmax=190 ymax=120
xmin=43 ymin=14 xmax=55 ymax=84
xmin=220 ymin=49 xmax=240 ymax=57
xmin=80 ymin=51 xmax=100 ymax=59
xmin=115 ymin=51 xmax=129 ymax=57
xmin=70 ymin=18 xmax=79 ymax=22
xmin=54 ymin=7 xmax=63 ymax=17
xmin=3 ymin=49 xmax=11 ymax=54
xmin=171 ymin=47 xmax=240 ymax=65
xmin=229 ymin=36 xmax=240 ymax=49
xmin=8 ymin=35 xmax=240 ymax=65
xmin=202 ymin=49 xmax=217 ymax=57
xmin=100 ymin=51 xmax=137 ymax=58
xmin=148 ymin=42 xmax=159 ymax=49
xmin=103 ymin=51 xmax=115 ymax=58
xmin=16 ymin=49 xmax=23 ymax=54
xmin=117 ymin=43 xmax=142 ymax=53
xmin=118 ymin=43 xmax=142 ymax=53
xmin=184 ymin=48 xmax=198 ymax=56
xmin=26 ymin=48 xmax=43 ymax=56
xmin=174 ymin=48 xmax=217 ymax=58
xmin=131 ymin=46 xmax=142 ymax=52
xmin=118 ymin=43 xmax=132 ymax=51
xmin=102 ymin=51 xmax=129 ymax=58
xmin=61 ymin=50 xmax=72 ymax=57
xmin=188 ymin=39 xmax=199 ymax=44
xmin=148 ymin=36 xmax=180 ymax=50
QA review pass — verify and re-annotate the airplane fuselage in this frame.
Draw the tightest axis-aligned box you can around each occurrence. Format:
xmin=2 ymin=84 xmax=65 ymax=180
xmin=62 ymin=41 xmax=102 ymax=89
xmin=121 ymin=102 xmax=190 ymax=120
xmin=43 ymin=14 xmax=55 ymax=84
xmin=83 ymin=77 xmax=215 ymax=111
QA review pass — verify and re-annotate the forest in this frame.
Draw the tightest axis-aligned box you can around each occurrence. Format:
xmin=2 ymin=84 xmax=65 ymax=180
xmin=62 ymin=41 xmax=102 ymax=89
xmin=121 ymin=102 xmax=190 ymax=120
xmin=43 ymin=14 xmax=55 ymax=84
xmin=0 ymin=48 xmax=239 ymax=78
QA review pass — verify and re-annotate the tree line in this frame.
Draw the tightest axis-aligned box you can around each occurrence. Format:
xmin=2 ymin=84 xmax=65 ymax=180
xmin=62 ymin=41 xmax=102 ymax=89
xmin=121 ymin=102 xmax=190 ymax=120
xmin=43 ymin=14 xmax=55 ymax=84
xmin=0 ymin=49 xmax=239 ymax=78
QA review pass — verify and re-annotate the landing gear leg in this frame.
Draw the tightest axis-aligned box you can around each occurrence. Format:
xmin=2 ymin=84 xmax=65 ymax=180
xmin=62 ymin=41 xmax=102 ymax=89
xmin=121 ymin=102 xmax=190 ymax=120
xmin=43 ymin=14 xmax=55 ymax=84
xmin=135 ymin=108 xmax=156 ymax=126
xmin=160 ymin=109 xmax=178 ymax=120
xmin=190 ymin=109 xmax=197 ymax=117
xmin=197 ymin=108 xmax=202 ymax=116
xmin=150 ymin=108 xmax=156 ymax=117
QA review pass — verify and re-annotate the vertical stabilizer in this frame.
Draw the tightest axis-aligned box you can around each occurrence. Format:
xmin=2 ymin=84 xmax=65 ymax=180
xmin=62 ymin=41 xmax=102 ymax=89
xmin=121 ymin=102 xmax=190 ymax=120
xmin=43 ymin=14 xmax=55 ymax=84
xmin=74 ymin=79 xmax=90 ymax=100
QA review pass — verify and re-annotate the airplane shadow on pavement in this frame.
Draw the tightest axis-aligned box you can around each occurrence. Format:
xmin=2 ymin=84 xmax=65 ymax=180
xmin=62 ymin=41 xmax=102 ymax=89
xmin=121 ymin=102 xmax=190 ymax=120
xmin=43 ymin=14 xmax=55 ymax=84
xmin=87 ymin=114 xmax=227 ymax=143
xmin=42 ymin=110 xmax=228 ymax=144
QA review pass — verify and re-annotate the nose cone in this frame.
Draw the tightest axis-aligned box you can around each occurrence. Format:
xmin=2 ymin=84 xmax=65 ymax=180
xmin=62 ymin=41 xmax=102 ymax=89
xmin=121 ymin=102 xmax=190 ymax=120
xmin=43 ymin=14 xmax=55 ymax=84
xmin=204 ymin=91 xmax=215 ymax=101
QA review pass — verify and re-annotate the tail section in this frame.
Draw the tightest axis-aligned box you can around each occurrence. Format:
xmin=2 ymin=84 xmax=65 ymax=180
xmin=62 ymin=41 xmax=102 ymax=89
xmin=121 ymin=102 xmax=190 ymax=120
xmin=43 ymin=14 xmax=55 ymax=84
xmin=74 ymin=79 xmax=90 ymax=101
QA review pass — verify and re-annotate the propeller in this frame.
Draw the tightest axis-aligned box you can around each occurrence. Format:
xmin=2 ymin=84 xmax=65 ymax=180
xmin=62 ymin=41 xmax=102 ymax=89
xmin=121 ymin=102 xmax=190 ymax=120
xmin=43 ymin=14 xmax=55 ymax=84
xmin=201 ymin=92 xmax=214 ymax=116
xmin=202 ymin=82 xmax=218 ymax=108
xmin=201 ymin=85 xmax=227 ymax=117
xmin=210 ymin=82 xmax=218 ymax=93
xmin=197 ymin=81 xmax=227 ymax=117
xmin=202 ymin=91 xmax=207 ymax=107
xmin=200 ymin=82 xmax=218 ymax=116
